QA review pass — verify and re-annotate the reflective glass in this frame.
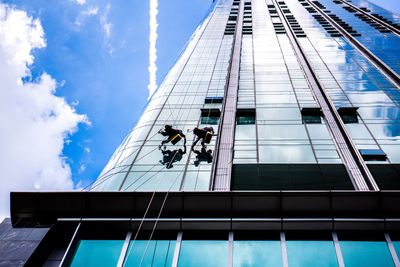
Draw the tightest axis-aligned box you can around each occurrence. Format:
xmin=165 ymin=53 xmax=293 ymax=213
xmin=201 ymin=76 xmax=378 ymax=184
xmin=307 ymin=125 xmax=332 ymax=140
xmin=178 ymin=240 xmax=228 ymax=267
xmin=286 ymin=240 xmax=339 ymax=267
xmin=201 ymin=115 xmax=220 ymax=125
xmin=233 ymin=241 xmax=282 ymax=267
xmin=302 ymin=115 xmax=322 ymax=124
xmin=123 ymin=240 xmax=175 ymax=267
xmin=70 ymin=240 xmax=124 ymax=267
xmin=340 ymin=241 xmax=395 ymax=267
xmin=380 ymin=145 xmax=400 ymax=163
xmin=235 ymin=125 xmax=256 ymax=140
xmin=393 ymin=241 xmax=400 ymax=259
xmin=259 ymin=145 xmax=316 ymax=163
xmin=258 ymin=125 xmax=308 ymax=140
xmin=257 ymin=108 xmax=301 ymax=121
xmin=237 ymin=115 xmax=256 ymax=125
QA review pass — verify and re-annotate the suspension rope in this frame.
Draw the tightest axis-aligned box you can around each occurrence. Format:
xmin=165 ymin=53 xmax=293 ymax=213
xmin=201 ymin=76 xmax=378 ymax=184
xmin=122 ymin=157 xmax=182 ymax=264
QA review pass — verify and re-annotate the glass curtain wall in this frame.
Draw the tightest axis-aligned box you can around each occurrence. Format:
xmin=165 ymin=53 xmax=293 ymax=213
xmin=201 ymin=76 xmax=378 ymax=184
xmin=285 ymin=0 xmax=400 ymax=188
xmin=93 ymin=0 xmax=234 ymax=191
xmin=68 ymin=232 xmax=400 ymax=267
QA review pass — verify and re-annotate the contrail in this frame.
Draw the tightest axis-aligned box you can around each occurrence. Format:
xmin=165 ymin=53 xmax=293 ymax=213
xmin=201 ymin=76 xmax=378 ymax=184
xmin=148 ymin=0 xmax=158 ymax=98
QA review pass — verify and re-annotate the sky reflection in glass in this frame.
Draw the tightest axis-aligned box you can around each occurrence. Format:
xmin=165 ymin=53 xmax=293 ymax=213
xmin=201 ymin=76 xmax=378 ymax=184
xmin=233 ymin=240 xmax=282 ymax=267
xmin=340 ymin=241 xmax=395 ymax=267
xmin=286 ymin=240 xmax=339 ymax=267
xmin=123 ymin=240 xmax=175 ymax=267
xmin=70 ymin=240 xmax=124 ymax=267
xmin=178 ymin=240 xmax=228 ymax=267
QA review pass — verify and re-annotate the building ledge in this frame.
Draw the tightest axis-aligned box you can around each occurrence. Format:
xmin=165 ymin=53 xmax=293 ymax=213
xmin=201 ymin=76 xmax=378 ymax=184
xmin=10 ymin=190 xmax=400 ymax=228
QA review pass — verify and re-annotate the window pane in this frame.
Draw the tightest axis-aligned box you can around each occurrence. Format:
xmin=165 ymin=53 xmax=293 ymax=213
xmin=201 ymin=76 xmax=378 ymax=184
xmin=233 ymin=241 xmax=282 ymax=267
xmin=303 ymin=115 xmax=322 ymax=124
xmin=393 ymin=241 xmax=400 ymax=259
xmin=235 ymin=125 xmax=256 ymax=140
xmin=178 ymin=240 xmax=228 ymax=267
xmin=258 ymin=125 xmax=308 ymax=140
xmin=123 ymin=240 xmax=175 ymax=267
xmin=257 ymin=108 xmax=301 ymax=121
xmin=70 ymin=240 xmax=124 ymax=267
xmin=259 ymin=145 xmax=316 ymax=163
xmin=201 ymin=116 xmax=219 ymax=125
xmin=340 ymin=241 xmax=395 ymax=267
xmin=287 ymin=240 xmax=339 ymax=267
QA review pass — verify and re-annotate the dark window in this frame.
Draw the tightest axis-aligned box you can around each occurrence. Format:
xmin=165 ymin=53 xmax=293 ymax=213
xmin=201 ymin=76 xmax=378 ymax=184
xmin=231 ymin=164 xmax=353 ymax=190
xmin=338 ymin=107 xmax=359 ymax=124
xmin=236 ymin=109 xmax=256 ymax=125
xmin=201 ymin=109 xmax=221 ymax=125
xmin=368 ymin=164 xmax=400 ymax=189
xmin=301 ymin=107 xmax=323 ymax=124
xmin=205 ymin=96 xmax=223 ymax=104
xmin=359 ymin=149 xmax=387 ymax=161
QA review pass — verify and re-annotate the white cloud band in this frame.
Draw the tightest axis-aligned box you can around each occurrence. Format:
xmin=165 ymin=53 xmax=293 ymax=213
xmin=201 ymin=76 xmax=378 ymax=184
xmin=148 ymin=0 xmax=158 ymax=98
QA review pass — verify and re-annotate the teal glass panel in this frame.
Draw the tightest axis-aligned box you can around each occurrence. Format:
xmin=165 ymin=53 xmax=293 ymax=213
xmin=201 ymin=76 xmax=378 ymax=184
xmin=393 ymin=241 xmax=400 ymax=258
xmin=237 ymin=115 xmax=255 ymax=125
xmin=340 ymin=241 xmax=395 ymax=267
xmin=123 ymin=240 xmax=175 ymax=267
xmin=233 ymin=241 xmax=282 ymax=267
xmin=70 ymin=240 xmax=124 ymax=267
xmin=286 ymin=240 xmax=338 ymax=267
xmin=201 ymin=116 xmax=219 ymax=125
xmin=178 ymin=240 xmax=228 ymax=267
xmin=302 ymin=115 xmax=322 ymax=124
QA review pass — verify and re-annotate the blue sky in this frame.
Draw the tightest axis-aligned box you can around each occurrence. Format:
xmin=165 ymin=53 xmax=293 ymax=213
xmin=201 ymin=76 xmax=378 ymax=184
xmin=1 ymin=0 xmax=212 ymax=188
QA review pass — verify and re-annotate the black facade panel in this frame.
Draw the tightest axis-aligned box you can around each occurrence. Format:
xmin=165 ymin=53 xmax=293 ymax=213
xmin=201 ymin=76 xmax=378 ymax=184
xmin=232 ymin=164 xmax=354 ymax=190
xmin=368 ymin=164 xmax=400 ymax=189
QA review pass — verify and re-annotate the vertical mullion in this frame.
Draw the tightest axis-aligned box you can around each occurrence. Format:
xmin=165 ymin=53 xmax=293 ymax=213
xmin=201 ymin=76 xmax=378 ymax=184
xmin=385 ymin=233 xmax=400 ymax=267
xmin=332 ymin=232 xmax=345 ymax=267
xmin=60 ymin=222 xmax=81 ymax=267
xmin=116 ymin=231 xmax=132 ymax=267
xmin=172 ymin=231 xmax=183 ymax=267
xmin=228 ymin=231 xmax=234 ymax=267
xmin=280 ymin=231 xmax=288 ymax=267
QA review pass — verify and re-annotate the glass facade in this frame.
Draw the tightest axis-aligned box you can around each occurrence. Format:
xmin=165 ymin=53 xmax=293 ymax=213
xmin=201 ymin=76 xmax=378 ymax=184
xmin=178 ymin=240 xmax=228 ymax=267
xmin=93 ymin=0 xmax=400 ymax=192
xmin=70 ymin=240 xmax=124 ymax=267
xmin=340 ymin=241 xmax=395 ymax=267
xmin=68 ymin=232 xmax=400 ymax=267
xmin=124 ymin=240 xmax=175 ymax=267
xmin=286 ymin=240 xmax=339 ymax=267
xmin=233 ymin=240 xmax=282 ymax=267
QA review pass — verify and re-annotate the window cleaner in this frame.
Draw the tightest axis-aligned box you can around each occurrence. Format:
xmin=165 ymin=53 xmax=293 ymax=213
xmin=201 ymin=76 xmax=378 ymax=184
xmin=159 ymin=125 xmax=186 ymax=148
xmin=191 ymin=126 xmax=215 ymax=151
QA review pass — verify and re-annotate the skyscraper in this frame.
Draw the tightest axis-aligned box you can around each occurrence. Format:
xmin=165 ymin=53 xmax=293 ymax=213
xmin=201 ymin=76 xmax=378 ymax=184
xmin=4 ymin=0 xmax=400 ymax=266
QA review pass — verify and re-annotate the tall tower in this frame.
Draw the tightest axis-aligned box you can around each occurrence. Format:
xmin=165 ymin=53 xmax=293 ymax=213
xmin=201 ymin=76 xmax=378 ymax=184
xmin=95 ymin=0 xmax=400 ymax=193
xmin=7 ymin=0 xmax=400 ymax=266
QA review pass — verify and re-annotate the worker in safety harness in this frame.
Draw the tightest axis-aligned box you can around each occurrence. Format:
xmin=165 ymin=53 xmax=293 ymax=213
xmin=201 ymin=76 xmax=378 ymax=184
xmin=193 ymin=147 xmax=213 ymax=167
xmin=159 ymin=144 xmax=186 ymax=169
xmin=191 ymin=126 xmax=214 ymax=151
xmin=159 ymin=125 xmax=186 ymax=149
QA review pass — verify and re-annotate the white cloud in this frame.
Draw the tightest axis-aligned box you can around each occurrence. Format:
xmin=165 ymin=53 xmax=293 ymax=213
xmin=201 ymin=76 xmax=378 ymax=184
xmin=74 ymin=3 xmax=113 ymax=53
xmin=75 ymin=6 xmax=98 ymax=26
xmin=148 ymin=0 xmax=158 ymax=98
xmin=73 ymin=0 xmax=87 ymax=5
xmin=83 ymin=6 xmax=98 ymax=16
xmin=100 ymin=3 xmax=112 ymax=38
xmin=0 ymin=3 xmax=88 ymax=219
